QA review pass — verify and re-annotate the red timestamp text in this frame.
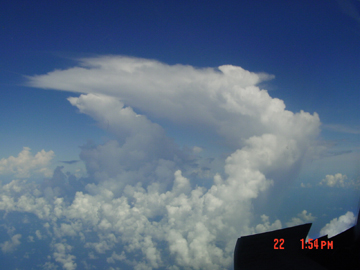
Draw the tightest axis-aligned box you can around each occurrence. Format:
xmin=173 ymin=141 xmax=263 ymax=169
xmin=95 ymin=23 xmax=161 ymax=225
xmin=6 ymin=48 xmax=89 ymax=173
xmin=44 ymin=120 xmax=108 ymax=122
xmin=300 ymin=238 xmax=333 ymax=250
xmin=273 ymin=238 xmax=284 ymax=249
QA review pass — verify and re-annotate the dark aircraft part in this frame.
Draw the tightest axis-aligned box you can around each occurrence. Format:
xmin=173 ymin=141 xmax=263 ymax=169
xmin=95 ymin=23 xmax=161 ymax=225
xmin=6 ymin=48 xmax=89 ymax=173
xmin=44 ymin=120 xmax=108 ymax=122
xmin=234 ymin=210 xmax=360 ymax=269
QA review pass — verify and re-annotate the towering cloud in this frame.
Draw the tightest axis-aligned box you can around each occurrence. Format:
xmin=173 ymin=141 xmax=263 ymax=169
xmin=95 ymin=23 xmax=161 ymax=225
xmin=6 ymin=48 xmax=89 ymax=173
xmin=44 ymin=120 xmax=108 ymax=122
xmin=0 ymin=56 xmax=321 ymax=269
xmin=28 ymin=56 xmax=319 ymax=148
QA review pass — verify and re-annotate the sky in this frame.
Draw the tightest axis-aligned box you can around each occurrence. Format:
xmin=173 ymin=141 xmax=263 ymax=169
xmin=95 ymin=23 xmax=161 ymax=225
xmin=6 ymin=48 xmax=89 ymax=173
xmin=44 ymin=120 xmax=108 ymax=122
xmin=0 ymin=0 xmax=360 ymax=269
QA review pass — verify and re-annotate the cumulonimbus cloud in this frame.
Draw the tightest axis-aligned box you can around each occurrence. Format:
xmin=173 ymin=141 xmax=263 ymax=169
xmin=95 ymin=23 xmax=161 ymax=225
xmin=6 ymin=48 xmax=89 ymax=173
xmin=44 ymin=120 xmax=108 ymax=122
xmin=0 ymin=56 xmax=322 ymax=269
xmin=27 ymin=56 xmax=320 ymax=147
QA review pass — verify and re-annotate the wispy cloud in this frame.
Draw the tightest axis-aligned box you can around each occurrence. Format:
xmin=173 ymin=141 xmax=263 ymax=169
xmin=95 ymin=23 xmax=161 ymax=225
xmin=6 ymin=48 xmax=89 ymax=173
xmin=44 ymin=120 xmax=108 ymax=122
xmin=322 ymin=123 xmax=360 ymax=134
xmin=60 ymin=160 xmax=79 ymax=165
xmin=336 ymin=0 xmax=360 ymax=24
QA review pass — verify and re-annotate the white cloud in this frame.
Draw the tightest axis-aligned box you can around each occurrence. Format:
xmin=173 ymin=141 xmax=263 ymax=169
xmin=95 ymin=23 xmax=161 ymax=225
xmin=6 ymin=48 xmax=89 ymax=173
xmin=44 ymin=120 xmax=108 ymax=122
xmin=36 ymin=230 xmax=43 ymax=240
xmin=53 ymin=243 xmax=77 ymax=270
xmin=320 ymin=211 xmax=356 ymax=238
xmin=0 ymin=147 xmax=54 ymax=178
xmin=286 ymin=210 xmax=316 ymax=227
xmin=68 ymin=94 xmax=181 ymax=191
xmin=0 ymin=234 xmax=22 ymax=253
xmin=106 ymin=251 xmax=126 ymax=264
xmin=0 ymin=56 xmax=324 ymax=269
xmin=319 ymin=173 xmax=347 ymax=187
xmin=0 ymin=180 xmax=52 ymax=219
xmin=28 ymin=56 xmax=319 ymax=148
xmin=42 ymin=261 xmax=59 ymax=270
xmin=192 ymin=146 xmax=203 ymax=154
xmin=254 ymin=215 xmax=282 ymax=233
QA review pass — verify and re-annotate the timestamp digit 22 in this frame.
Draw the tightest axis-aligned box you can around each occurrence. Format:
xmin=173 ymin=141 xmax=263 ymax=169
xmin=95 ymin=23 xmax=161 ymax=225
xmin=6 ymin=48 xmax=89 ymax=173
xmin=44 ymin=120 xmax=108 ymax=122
xmin=274 ymin=238 xmax=284 ymax=249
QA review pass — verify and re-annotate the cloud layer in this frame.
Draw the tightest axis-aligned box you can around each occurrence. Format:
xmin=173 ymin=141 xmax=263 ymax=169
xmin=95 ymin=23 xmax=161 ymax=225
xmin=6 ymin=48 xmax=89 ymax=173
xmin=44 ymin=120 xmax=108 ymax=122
xmin=0 ymin=56 xmax=322 ymax=269
xmin=0 ymin=147 xmax=54 ymax=178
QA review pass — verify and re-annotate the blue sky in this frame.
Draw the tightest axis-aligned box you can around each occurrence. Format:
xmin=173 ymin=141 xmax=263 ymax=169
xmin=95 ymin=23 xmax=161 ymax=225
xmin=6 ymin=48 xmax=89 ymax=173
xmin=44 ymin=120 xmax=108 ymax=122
xmin=1 ymin=1 xmax=360 ymax=269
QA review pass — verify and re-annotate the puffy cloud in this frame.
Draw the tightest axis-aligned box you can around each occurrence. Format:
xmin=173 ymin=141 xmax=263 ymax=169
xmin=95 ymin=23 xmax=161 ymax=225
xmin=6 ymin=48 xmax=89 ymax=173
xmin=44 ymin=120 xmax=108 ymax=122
xmin=0 ymin=179 xmax=52 ymax=219
xmin=106 ymin=251 xmax=126 ymax=264
xmin=320 ymin=211 xmax=356 ymax=238
xmin=36 ymin=230 xmax=43 ymax=240
xmin=192 ymin=146 xmax=203 ymax=154
xmin=319 ymin=173 xmax=347 ymax=187
xmin=42 ymin=262 xmax=59 ymax=270
xmin=254 ymin=215 xmax=282 ymax=233
xmin=0 ymin=56 xmax=323 ymax=269
xmin=0 ymin=234 xmax=22 ymax=253
xmin=53 ymin=243 xmax=77 ymax=270
xmin=286 ymin=210 xmax=316 ymax=227
xmin=0 ymin=147 xmax=54 ymax=178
